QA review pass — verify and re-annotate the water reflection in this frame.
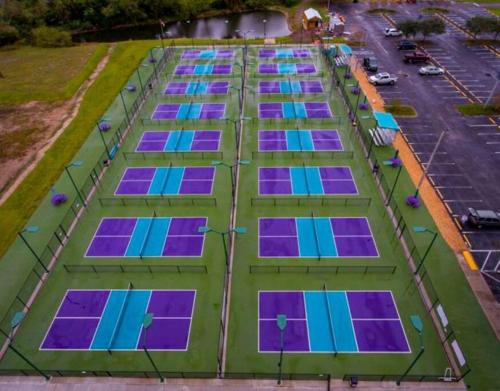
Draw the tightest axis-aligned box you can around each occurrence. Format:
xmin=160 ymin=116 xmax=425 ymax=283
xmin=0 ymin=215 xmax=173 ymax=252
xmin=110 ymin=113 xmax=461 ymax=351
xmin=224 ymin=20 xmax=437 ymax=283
xmin=75 ymin=10 xmax=290 ymax=42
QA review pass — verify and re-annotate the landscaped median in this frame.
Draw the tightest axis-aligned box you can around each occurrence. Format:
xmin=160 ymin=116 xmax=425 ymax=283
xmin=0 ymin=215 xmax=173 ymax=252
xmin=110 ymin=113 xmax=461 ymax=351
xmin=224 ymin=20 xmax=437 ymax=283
xmin=328 ymin=50 xmax=500 ymax=390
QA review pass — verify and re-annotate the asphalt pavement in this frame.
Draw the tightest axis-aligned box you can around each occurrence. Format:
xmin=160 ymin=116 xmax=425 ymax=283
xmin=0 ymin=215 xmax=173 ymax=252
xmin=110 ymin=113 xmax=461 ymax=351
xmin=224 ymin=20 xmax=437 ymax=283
xmin=335 ymin=2 xmax=500 ymax=298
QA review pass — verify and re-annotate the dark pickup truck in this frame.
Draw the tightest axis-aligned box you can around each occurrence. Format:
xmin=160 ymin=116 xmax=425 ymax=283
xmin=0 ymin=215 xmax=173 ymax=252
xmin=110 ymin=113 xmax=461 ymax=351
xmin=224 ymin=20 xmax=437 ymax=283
xmin=403 ymin=51 xmax=430 ymax=64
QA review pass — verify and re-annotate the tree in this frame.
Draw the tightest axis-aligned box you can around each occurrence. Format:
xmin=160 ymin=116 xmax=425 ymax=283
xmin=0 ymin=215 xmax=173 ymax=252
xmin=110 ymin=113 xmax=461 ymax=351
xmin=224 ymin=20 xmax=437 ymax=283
xmin=0 ymin=23 xmax=20 ymax=46
xmin=466 ymin=16 xmax=487 ymax=39
xmin=419 ymin=17 xmax=445 ymax=41
xmin=396 ymin=19 xmax=419 ymax=38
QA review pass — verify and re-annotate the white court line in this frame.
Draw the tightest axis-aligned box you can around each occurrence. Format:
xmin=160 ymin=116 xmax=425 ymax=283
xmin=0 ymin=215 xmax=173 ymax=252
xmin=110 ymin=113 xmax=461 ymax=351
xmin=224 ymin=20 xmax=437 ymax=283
xmin=444 ymin=200 xmax=484 ymax=203
xmin=486 ymin=142 xmax=500 ymax=145
xmin=478 ymin=133 xmax=500 ymax=136
xmin=468 ymin=124 xmax=497 ymax=127
xmin=428 ymin=173 xmax=463 ymax=176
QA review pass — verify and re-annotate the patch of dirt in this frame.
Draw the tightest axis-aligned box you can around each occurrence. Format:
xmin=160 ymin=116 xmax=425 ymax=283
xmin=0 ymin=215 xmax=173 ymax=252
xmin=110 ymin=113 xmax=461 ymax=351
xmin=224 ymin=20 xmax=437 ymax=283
xmin=0 ymin=44 xmax=115 ymax=203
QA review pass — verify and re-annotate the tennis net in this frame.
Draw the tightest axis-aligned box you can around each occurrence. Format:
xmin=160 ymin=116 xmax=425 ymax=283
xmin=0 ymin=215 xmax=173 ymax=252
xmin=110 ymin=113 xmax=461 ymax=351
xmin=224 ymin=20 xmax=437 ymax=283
xmin=107 ymin=282 xmax=134 ymax=354
xmin=139 ymin=211 xmax=157 ymax=259
xmin=323 ymin=283 xmax=338 ymax=356
xmin=159 ymin=162 xmax=173 ymax=196
xmin=310 ymin=212 xmax=321 ymax=260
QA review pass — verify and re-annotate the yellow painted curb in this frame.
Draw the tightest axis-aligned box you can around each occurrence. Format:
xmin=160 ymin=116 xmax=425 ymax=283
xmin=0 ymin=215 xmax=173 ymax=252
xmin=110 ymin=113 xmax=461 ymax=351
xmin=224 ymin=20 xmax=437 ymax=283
xmin=463 ymin=251 xmax=479 ymax=271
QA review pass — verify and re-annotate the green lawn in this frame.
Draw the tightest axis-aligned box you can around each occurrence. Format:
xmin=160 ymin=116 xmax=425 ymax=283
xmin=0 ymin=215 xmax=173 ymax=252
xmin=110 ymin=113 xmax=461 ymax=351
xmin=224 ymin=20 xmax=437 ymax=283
xmin=487 ymin=8 xmax=500 ymax=16
xmin=0 ymin=44 xmax=108 ymax=105
xmin=0 ymin=41 xmax=160 ymax=262
xmin=0 ymin=43 xmax=499 ymax=390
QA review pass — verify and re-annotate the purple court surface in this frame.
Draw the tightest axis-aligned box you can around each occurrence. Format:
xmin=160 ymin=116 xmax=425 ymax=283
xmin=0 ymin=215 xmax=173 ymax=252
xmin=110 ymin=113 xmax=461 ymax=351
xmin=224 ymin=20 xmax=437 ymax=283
xmin=258 ymin=166 xmax=357 ymax=196
xmin=258 ymin=80 xmax=324 ymax=94
xmin=85 ymin=217 xmax=207 ymax=257
xmin=259 ymin=290 xmax=410 ymax=353
xmin=258 ymin=217 xmax=379 ymax=258
xmin=115 ymin=167 xmax=215 ymax=196
xmin=258 ymin=130 xmax=343 ymax=152
xmin=136 ymin=130 xmax=221 ymax=153
xmin=259 ymin=49 xmax=311 ymax=58
xmin=151 ymin=103 xmax=225 ymax=120
xmin=181 ymin=49 xmax=234 ymax=59
xmin=174 ymin=64 xmax=232 ymax=76
xmin=164 ymin=81 xmax=229 ymax=95
xmin=258 ymin=102 xmax=332 ymax=119
xmin=41 ymin=289 xmax=196 ymax=351
xmin=258 ymin=63 xmax=316 ymax=74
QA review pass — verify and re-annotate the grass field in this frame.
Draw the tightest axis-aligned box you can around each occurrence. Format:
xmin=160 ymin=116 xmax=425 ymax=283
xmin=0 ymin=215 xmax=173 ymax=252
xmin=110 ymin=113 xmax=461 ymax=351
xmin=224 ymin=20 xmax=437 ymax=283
xmin=0 ymin=41 xmax=160 ymax=262
xmin=0 ymin=44 xmax=108 ymax=105
xmin=487 ymin=8 xmax=500 ymax=16
xmin=0 ymin=43 xmax=499 ymax=390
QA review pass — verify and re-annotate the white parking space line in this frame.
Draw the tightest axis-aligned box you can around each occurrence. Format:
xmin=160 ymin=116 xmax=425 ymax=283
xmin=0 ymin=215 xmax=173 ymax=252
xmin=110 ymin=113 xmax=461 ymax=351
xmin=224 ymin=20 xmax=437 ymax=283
xmin=469 ymin=124 xmax=497 ymax=127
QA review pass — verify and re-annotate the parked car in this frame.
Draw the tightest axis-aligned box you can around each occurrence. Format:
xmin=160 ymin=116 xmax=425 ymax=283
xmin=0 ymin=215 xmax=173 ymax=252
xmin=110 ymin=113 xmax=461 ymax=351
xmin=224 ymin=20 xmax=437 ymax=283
xmin=403 ymin=51 xmax=430 ymax=64
xmin=397 ymin=40 xmax=417 ymax=50
xmin=369 ymin=72 xmax=398 ymax=85
xmin=419 ymin=65 xmax=445 ymax=76
xmin=462 ymin=208 xmax=500 ymax=229
xmin=362 ymin=57 xmax=378 ymax=72
xmin=384 ymin=28 xmax=403 ymax=37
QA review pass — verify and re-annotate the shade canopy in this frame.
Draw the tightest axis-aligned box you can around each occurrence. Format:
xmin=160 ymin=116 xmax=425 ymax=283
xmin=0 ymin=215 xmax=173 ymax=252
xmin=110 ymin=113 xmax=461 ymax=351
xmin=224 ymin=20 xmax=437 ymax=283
xmin=373 ymin=111 xmax=400 ymax=131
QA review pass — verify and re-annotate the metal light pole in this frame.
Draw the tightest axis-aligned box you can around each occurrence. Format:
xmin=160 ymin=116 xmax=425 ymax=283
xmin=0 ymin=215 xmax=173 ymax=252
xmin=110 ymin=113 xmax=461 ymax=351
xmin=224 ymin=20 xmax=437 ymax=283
xmin=158 ymin=20 xmax=165 ymax=51
xmin=412 ymin=226 xmax=438 ymax=275
xmin=17 ymin=226 xmax=49 ymax=273
xmin=414 ymin=130 xmax=445 ymax=198
xmin=197 ymin=226 xmax=247 ymax=270
xmin=229 ymin=86 xmax=243 ymax=113
xmin=64 ymin=161 xmax=87 ymax=207
xmin=262 ymin=19 xmax=267 ymax=40
xmin=277 ymin=314 xmax=287 ymax=385
xmin=0 ymin=325 xmax=50 ymax=380
xmin=397 ymin=315 xmax=424 ymax=385
xmin=211 ymin=160 xmax=250 ymax=204
xmin=484 ymin=71 xmax=499 ymax=108
xmin=142 ymin=313 xmax=164 ymax=382
xmin=119 ymin=89 xmax=131 ymax=125
xmin=96 ymin=122 xmax=112 ymax=160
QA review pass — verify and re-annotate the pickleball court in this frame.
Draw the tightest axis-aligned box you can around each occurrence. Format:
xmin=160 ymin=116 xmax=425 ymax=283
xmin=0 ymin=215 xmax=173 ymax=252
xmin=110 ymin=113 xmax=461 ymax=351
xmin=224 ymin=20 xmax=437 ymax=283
xmin=258 ymin=166 xmax=357 ymax=196
xmin=259 ymin=290 xmax=410 ymax=353
xmin=259 ymin=217 xmax=378 ymax=258
xmin=258 ymin=80 xmax=324 ymax=94
xmin=259 ymin=102 xmax=332 ymax=119
xmin=115 ymin=167 xmax=215 ymax=196
xmin=164 ymin=81 xmax=229 ymax=95
xmin=136 ymin=130 xmax=221 ymax=152
xmin=258 ymin=130 xmax=343 ymax=152
xmin=151 ymin=103 xmax=225 ymax=120
xmin=85 ymin=217 xmax=207 ymax=257
xmin=41 ymin=289 xmax=195 ymax=351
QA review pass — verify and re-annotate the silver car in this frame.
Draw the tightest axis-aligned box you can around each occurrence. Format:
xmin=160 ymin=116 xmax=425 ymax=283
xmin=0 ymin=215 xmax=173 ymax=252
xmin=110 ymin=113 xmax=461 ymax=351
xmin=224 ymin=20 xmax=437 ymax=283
xmin=419 ymin=65 xmax=445 ymax=76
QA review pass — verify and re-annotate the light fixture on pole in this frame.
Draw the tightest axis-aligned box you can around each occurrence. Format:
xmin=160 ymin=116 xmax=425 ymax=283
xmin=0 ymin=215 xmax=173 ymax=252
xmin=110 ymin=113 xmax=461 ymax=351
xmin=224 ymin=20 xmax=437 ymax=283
xmin=484 ymin=71 xmax=499 ymax=108
xmin=0 ymin=313 xmax=50 ymax=380
xmin=17 ymin=226 xmax=49 ymax=273
xmin=262 ymin=19 xmax=267 ymax=39
xmin=197 ymin=226 xmax=247 ymax=270
xmin=397 ymin=315 xmax=424 ymax=385
xmin=64 ymin=160 xmax=87 ymax=207
xmin=277 ymin=314 xmax=287 ymax=385
xmin=211 ymin=160 xmax=250 ymax=202
xmin=412 ymin=226 xmax=438 ymax=275
xmin=142 ymin=313 xmax=164 ymax=382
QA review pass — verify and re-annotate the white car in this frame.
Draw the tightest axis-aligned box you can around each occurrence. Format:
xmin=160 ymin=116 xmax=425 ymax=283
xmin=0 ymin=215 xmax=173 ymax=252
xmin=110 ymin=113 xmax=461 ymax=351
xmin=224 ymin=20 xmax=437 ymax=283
xmin=384 ymin=28 xmax=403 ymax=37
xmin=419 ymin=65 xmax=445 ymax=76
xmin=369 ymin=72 xmax=398 ymax=85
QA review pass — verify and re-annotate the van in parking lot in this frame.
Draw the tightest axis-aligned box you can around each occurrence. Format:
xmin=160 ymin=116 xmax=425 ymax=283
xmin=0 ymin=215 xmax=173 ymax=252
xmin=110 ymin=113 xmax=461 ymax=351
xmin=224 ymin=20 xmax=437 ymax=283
xmin=397 ymin=40 xmax=417 ymax=50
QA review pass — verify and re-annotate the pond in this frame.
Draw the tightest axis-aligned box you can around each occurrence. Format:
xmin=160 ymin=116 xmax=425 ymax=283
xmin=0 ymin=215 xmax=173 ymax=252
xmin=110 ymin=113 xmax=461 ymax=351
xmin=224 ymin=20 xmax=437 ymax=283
xmin=74 ymin=11 xmax=291 ymax=43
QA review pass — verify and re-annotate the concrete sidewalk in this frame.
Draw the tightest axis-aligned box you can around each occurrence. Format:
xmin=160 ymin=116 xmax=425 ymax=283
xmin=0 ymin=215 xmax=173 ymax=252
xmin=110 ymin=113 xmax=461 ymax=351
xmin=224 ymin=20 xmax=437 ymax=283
xmin=0 ymin=376 xmax=467 ymax=391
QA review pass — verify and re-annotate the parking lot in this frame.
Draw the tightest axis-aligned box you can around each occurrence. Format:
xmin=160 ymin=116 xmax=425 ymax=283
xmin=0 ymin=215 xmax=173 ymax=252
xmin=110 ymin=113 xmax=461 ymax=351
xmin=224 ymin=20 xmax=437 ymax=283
xmin=337 ymin=3 xmax=500 ymax=298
